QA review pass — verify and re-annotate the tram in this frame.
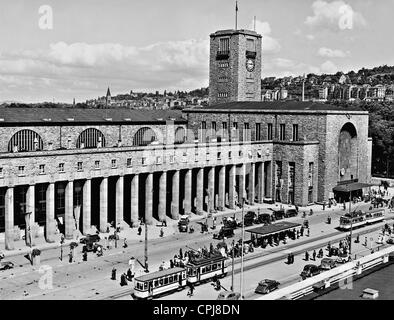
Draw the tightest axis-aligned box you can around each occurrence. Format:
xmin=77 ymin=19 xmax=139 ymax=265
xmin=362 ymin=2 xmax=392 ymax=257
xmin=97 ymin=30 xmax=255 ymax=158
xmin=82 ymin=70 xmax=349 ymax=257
xmin=186 ymin=253 xmax=228 ymax=284
xmin=133 ymin=267 xmax=187 ymax=299
xmin=339 ymin=209 xmax=385 ymax=230
xmin=133 ymin=253 xmax=228 ymax=299
xmin=365 ymin=208 xmax=385 ymax=224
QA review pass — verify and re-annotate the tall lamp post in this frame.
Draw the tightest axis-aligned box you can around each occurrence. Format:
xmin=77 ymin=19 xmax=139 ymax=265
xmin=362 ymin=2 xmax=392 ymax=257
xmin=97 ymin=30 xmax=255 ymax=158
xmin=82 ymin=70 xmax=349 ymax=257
xmin=144 ymin=220 xmax=149 ymax=273
xmin=348 ymin=189 xmax=353 ymax=257
xmin=230 ymin=239 xmax=235 ymax=292
xmin=240 ymin=197 xmax=246 ymax=299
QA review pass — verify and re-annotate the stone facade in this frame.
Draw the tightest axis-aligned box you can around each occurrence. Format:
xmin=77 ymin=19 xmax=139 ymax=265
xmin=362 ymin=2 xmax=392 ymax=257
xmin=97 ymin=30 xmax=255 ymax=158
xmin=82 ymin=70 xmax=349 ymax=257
xmin=209 ymin=29 xmax=262 ymax=105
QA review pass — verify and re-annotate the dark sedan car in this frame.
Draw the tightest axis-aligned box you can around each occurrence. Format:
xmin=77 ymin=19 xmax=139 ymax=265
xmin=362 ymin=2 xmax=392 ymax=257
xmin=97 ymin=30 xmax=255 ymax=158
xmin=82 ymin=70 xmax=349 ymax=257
xmin=255 ymin=279 xmax=280 ymax=294
xmin=0 ymin=261 xmax=14 ymax=271
xmin=285 ymin=209 xmax=298 ymax=218
xmin=301 ymin=264 xmax=321 ymax=280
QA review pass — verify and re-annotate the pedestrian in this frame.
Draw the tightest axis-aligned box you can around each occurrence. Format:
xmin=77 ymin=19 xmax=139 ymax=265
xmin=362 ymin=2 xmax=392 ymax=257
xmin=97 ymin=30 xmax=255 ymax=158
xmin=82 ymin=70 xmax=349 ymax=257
xmin=138 ymin=226 xmax=142 ymax=236
xmin=127 ymin=268 xmax=133 ymax=281
xmin=68 ymin=251 xmax=73 ymax=263
xmin=287 ymin=253 xmax=292 ymax=264
xmin=296 ymin=230 xmax=300 ymax=239
xmin=305 ymin=251 xmax=309 ymax=261
xmin=120 ymin=273 xmax=128 ymax=286
xmin=300 ymin=226 xmax=304 ymax=237
xmin=291 ymin=253 xmax=295 ymax=264
xmin=364 ymin=236 xmax=368 ymax=247
xmin=111 ymin=267 xmax=117 ymax=280
xmin=312 ymin=250 xmax=316 ymax=261
xmin=160 ymin=228 xmax=164 ymax=237
xmin=82 ymin=251 xmax=87 ymax=262
xmin=306 ymin=228 xmax=310 ymax=237
xmin=123 ymin=238 xmax=128 ymax=248
xmin=318 ymin=248 xmax=323 ymax=258
xmin=170 ymin=259 xmax=174 ymax=268
xmin=179 ymin=248 xmax=183 ymax=259
xmin=188 ymin=283 xmax=195 ymax=297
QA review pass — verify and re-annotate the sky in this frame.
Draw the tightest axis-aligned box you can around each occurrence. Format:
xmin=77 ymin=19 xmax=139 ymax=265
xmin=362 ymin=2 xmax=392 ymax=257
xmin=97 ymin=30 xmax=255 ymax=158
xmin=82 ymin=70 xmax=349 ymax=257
xmin=0 ymin=0 xmax=393 ymax=103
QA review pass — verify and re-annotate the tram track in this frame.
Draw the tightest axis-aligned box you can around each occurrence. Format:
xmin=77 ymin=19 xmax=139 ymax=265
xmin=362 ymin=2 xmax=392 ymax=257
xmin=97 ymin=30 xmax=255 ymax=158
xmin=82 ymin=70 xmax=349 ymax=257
xmin=97 ymin=219 xmax=393 ymax=300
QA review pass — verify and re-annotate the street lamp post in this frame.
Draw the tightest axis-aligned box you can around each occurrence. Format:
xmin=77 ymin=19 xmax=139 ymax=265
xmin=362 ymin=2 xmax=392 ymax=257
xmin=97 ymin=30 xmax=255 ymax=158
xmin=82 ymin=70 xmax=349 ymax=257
xmin=349 ymin=190 xmax=353 ymax=257
xmin=230 ymin=239 xmax=235 ymax=292
xmin=240 ymin=197 xmax=245 ymax=299
xmin=144 ymin=220 xmax=149 ymax=273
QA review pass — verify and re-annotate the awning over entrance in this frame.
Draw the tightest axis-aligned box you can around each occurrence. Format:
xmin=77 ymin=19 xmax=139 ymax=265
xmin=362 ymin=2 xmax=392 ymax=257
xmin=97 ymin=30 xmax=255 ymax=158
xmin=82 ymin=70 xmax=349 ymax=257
xmin=333 ymin=182 xmax=376 ymax=193
xmin=246 ymin=221 xmax=301 ymax=237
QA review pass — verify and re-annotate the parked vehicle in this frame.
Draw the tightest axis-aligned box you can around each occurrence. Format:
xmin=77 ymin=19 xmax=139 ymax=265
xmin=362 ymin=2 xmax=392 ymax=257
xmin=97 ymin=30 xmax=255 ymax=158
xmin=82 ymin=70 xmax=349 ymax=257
xmin=244 ymin=211 xmax=256 ymax=227
xmin=79 ymin=234 xmax=100 ymax=244
xmin=256 ymin=213 xmax=272 ymax=225
xmin=387 ymin=236 xmax=394 ymax=244
xmin=272 ymin=209 xmax=285 ymax=220
xmin=300 ymin=264 xmax=321 ymax=280
xmin=319 ymin=258 xmax=337 ymax=270
xmin=285 ymin=209 xmax=298 ymax=218
xmin=255 ymin=279 xmax=280 ymax=294
xmin=213 ymin=227 xmax=234 ymax=240
xmin=222 ymin=217 xmax=238 ymax=229
xmin=178 ymin=215 xmax=190 ymax=233
xmin=336 ymin=253 xmax=351 ymax=264
xmin=217 ymin=291 xmax=241 ymax=300
xmin=0 ymin=261 xmax=14 ymax=271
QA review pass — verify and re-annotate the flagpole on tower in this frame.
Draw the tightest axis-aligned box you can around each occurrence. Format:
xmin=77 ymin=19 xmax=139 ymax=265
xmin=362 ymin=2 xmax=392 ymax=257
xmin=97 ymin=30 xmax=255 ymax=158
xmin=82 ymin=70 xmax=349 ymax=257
xmin=235 ymin=1 xmax=238 ymax=30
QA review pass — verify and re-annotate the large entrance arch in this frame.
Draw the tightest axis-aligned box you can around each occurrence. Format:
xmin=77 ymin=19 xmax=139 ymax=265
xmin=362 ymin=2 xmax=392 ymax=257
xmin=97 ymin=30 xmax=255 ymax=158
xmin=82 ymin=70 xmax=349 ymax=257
xmin=338 ymin=122 xmax=358 ymax=183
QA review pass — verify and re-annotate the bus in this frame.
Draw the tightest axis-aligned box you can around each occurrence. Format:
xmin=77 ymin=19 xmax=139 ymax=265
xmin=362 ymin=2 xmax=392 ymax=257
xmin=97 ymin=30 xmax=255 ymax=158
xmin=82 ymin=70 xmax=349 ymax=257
xmin=133 ymin=267 xmax=187 ymax=299
xmin=186 ymin=253 xmax=228 ymax=284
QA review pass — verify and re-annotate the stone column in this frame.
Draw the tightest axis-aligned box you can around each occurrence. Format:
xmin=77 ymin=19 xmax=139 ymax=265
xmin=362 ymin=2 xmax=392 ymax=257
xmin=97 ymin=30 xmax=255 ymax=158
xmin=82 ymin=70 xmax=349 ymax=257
xmin=115 ymin=175 xmax=124 ymax=225
xmin=248 ymin=163 xmax=255 ymax=205
xmin=218 ymin=166 xmax=225 ymax=211
xmin=238 ymin=164 xmax=246 ymax=203
xmin=184 ymin=169 xmax=192 ymax=214
xmin=257 ymin=162 xmax=265 ymax=203
xmin=266 ymin=161 xmax=273 ymax=198
xmin=130 ymin=174 xmax=139 ymax=227
xmin=26 ymin=184 xmax=35 ymax=225
xmin=158 ymin=171 xmax=167 ymax=222
xmin=228 ymin=165 xmax=236 ymax=209
xmin=196 ymin=168 xmax=204 ymax=215
xmin=171 ymin=170 xmax=179 ymax=220
xmin=65 ymin=181 xmax=74 ymax=239
xmin=4 ymin=187 xmax=14 ymax=250
xmin=99 ymin=177 xmax=108 ymax=233
xmin=45 ymin=183 xmax=55 ymax=242
xmin=26 ymin=184 xmax=36 ymax=246
xmin=208 ymin=166 xmax=215 ymax=212
xmin=145 ymin=173 xmax=153 ymax=225
xmin=82 ymin=179 xmax=91 ymax=235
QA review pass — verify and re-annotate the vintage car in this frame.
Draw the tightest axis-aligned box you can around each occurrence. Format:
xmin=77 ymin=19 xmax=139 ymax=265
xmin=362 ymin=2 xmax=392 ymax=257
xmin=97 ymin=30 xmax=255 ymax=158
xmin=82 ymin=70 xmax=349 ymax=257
xmin=79 ymin=234 xmax=100 ymax=244
xmin=0 ymin=261 xmax=14 ymax=271
xmin=319 ymin=258 xmax=337 ymax=270
xmin=213 ymin=227 xmax=234 ymax=240
xmin=285 ymin=209 xmax=298 ymax=218
xmin=222 ymin=216 xmax=239 ymax=229
xmin=271 ymin=209 xmax=285 ymax=220
xmin=244 ymin=211 xmax=256 ymax=227
xmin=300 ymin=264 xmax=321 ymax=280
xmin=217 ymin=291 xmax=241 ymax=300
xmin=255 ymin=279 xmax=280 ymax=294
xmin=336 ymin=252 xmax=351 ymax=264
xmin=178 ymin=215 xmax=190 ymax=232
xmin=255 ymin=213 xmax=272 ymax=225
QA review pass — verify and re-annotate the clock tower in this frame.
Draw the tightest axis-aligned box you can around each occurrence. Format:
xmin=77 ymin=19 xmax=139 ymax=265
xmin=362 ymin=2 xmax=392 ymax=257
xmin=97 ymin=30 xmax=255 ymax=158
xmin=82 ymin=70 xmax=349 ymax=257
xmin=208 ymin=29 xmax=262 ymax=106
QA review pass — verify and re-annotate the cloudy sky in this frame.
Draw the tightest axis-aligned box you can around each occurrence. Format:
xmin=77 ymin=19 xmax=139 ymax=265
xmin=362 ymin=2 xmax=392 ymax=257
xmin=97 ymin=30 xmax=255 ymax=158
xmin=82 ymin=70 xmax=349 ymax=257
xmin=0 ymin=0 xmax=393 ymax=103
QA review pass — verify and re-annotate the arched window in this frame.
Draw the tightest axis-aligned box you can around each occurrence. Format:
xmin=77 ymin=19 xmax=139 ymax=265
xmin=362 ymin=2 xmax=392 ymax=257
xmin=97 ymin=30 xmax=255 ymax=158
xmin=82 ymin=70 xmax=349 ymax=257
xmin=174 ymin=127 xmax=186 ymax=144
xmin=133 ymin=127 xmax=157 ymax=146
xmin=8 ymin=130 xmax=44 ymax=152
xmin=76 ymin=128 xmax=106 ymax=148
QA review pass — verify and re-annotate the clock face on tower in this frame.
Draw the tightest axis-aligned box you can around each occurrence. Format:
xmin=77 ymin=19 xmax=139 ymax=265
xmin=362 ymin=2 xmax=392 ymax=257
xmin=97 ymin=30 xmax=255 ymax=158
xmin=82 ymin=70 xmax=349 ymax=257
xmin=246 ymin=59 xmax=255 ymax=72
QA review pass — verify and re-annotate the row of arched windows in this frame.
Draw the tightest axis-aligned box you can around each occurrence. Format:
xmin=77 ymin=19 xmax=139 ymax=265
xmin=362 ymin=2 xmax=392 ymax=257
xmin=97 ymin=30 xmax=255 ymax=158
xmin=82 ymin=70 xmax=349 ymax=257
xmin=7 ymin=126 xmax=187 ymax=152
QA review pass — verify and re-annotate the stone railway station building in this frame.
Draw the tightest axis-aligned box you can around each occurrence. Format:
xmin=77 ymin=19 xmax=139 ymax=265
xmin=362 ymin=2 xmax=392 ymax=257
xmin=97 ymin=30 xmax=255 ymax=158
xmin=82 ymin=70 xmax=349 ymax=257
xmin=0 ymin=28 xmax=372 ymax=250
